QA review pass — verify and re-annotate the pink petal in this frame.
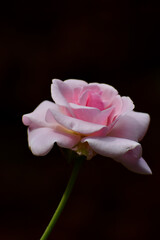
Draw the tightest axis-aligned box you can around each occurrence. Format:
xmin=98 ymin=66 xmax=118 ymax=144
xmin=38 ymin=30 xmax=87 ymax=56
xmin=78 ymin=90 xmax=90 ymax=106
xmin=84 ymin=83 xmax=101 ymax=92
xmin=28 ymin=127 xmax=80 ymax=156
xmin=82 ymin=136 xmax=140 ymax=158
xmin=69 ymin=103 xmax=101 ymax=122
xmin=111 ymin=95 xmax=123 ymax=115
xmin=116 ymin=144 xmax=151 ymax=174
xmin=69 ymin=103 xmax=114 ymax=125
xmin=51 ymin=79 xmax=74 ymax=106
xmin=121 ymin=157 xmax=152 ymax=175
xmin=99 ymin=83 xmax=118 ymax=108
xmin=94 ymin=107 xmax=115 ymax=125
xmin=109 ymin=111 xmax=150 ymax=141
xmin=107 ymin=96 xmax=134 ymax=124
xmin=107 ymin=95 xmax=122 ymax=124
xmin=22 ymin=101 xmax=57 ymax=128
xmin=64 ymin=79 xmax=88 ymax=105
xmin=121 ymin=96 xmax=135 ymax=115
xmin=78 ymin=84 xmax=101 ymax=106
xmin=86 ymin=92 xmax=104 ymax=110
xmin=49 ymin=108 xmax=108 ymax=135
xmin=64 ymin=79 xmax=88 ymax=88
xmin=82 ymin=136 xmax=151 ymax=174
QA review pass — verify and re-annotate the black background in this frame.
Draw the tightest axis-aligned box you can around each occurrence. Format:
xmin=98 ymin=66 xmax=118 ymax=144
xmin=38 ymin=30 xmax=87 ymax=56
xmin=0 ymin=0 xmax=160 ymax=239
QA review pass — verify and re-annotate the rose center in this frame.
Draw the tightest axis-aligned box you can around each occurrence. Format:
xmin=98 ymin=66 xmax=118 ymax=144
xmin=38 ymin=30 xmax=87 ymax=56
xmin=86 ymin=92 xmax=104 ymax=111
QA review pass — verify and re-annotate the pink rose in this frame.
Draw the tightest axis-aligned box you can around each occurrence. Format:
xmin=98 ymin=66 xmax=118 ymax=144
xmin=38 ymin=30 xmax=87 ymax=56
xmin=22 ymin=79 xmax=151 ymax=174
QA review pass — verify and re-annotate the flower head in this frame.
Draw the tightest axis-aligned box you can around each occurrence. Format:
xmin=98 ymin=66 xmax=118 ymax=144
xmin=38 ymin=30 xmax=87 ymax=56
xmin=22 ymin=79 xmax=151 ymax=174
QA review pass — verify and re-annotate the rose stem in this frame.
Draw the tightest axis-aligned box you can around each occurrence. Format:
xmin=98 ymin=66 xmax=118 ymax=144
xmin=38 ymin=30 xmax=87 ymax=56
xmin=40 ymin=155 xmax=85 ymax=240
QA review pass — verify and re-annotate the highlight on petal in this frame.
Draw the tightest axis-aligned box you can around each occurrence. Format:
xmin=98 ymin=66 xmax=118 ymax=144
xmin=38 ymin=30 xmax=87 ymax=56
xmin=109 ymin=111 xmax=150 ymax=141
xmin=27 ymin=127 xmax=81 ymax=156
xmin=82 ymin=136 xmax=151 ymax=174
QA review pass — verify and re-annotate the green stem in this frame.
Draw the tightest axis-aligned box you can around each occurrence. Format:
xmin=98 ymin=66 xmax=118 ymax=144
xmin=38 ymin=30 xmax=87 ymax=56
xmin=40 ymin=156 xmax=85 ymax=240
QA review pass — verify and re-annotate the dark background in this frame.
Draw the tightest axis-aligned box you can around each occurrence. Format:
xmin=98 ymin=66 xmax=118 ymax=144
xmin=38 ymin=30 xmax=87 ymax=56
xmin=0 ymin=0 xmax=160 ymax=239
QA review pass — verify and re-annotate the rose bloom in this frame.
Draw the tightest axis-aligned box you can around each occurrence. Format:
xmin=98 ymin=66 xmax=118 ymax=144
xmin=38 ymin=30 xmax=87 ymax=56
xmin=22 ymin=79 xmax=151 ymax=174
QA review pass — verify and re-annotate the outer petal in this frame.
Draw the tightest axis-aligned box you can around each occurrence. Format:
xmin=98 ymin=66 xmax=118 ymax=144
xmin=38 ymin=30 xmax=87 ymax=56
xmin=121 ymin=157 xmax=152 ymax=175
xmin=27 ymin=127 xmax=80 ymax=156
xmin=49 ymin=108 xmax=108 ymax=135
xmin=82 ymin=136 xmax=140 ymax=159
xmin=109 ymin=111 xmax=150 ymax=141
xmin=22 ymin=101 xmax=57 ymax=128
xmin=82 ymin=136 xmax=151 ymax=174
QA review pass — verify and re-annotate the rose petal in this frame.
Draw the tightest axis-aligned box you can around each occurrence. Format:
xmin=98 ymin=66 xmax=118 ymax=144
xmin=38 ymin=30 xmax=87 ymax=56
xmin=51 ymin=79 xmax=73 ymax=105
xmin=84 ymin=83 xmax=101 ymax=92
xmin=49 ymin=108 xmax=108 ymax=135
xmin=99 ymin=83 xmax=118 ymax=94
xmin=69 ymin=103 xmax=101 ymax=122
xmin=108 ymin=96 xmax=134 ymax=124
xmin=22 ymin=101 xmax=57 ymax=128
xmin=78 ymin=84 xmax=101 ymax=106
xmin=121 ymin=96 xmax=135 ymax=115
xmin=107 ymin=95 xmax=122 ymax=124
xmin=99 ymin=83 xmax=118 ymax=108
xmin=64 ymin=80 xmax=88 ymax=105
xmin=77 ymin=90 xmax=89 ymax=106
xmin=69 ymin=103 xmax=114 ymax=125
xmin=82 ymin=136 xmax=151 ymax=174
xmin=121 ymin=157 xmax=152 ymax=175
xmin=82 ymin=136 xmax=140 ymax=159
xmin=28 ymin=127 xmax=80 ymax=156
xmin=86 ymin=92 xmax=104 ymax=110
xmin=64 ymin=79 xmax=88 ymax=88
xmin=109 ymin=111 xmax=150 ymax=141
xmin=116 ymin=144 xmax=151 ymax=174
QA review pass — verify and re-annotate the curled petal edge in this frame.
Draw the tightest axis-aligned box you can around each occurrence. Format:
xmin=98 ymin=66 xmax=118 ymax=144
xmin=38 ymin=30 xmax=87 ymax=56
xmin=82 ymin=136 xmax=152 ymax=174
xmin=27 ymin=127 xmax=81 ymax=156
